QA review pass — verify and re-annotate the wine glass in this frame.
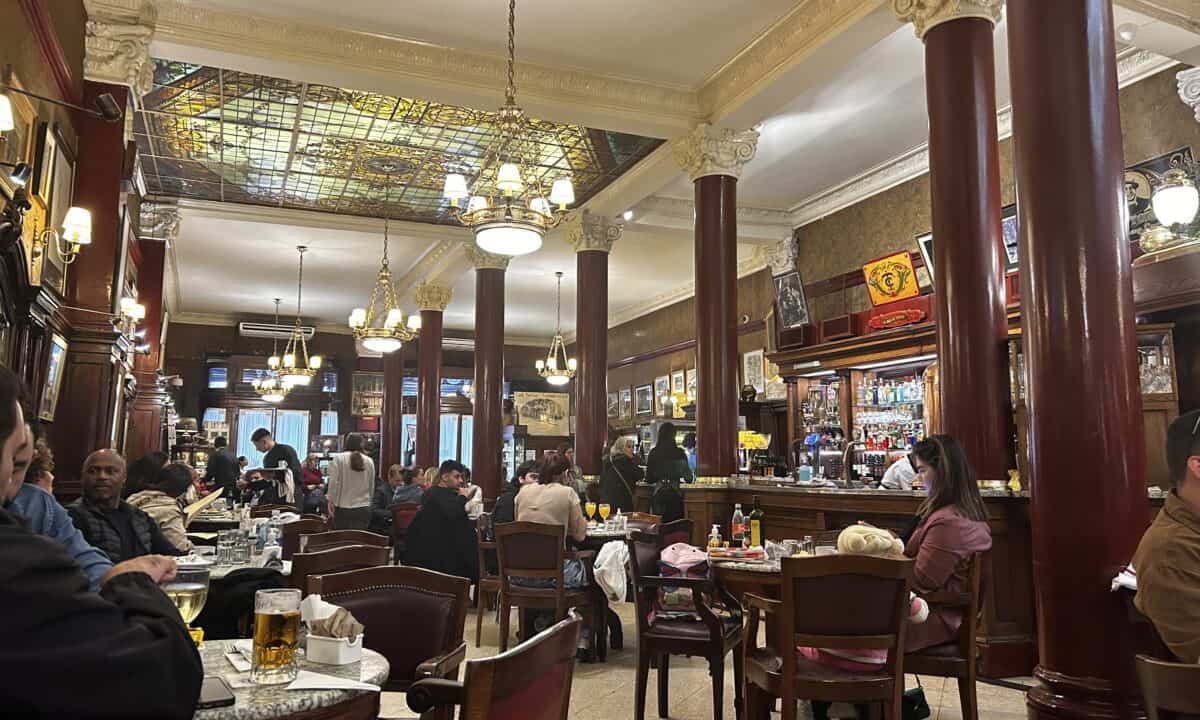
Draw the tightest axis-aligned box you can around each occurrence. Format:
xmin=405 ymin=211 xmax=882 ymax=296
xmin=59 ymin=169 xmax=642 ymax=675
xmin=163 ymin=565 xmax=211 ymax=645
xmin=599 ymin=503 xmax=611 ymax=527
xmin=585 ymin=501 xmax=597 ymax=524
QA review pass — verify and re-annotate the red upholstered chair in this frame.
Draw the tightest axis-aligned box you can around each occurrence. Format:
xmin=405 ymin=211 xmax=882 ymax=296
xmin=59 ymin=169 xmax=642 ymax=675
xmin=299 ymin=529 xmax=389 ymax=554
xmin=280 ymin=517 xmax=329 ymax=560
xmin=407 ymin=614 xmax=582 ymax=720
xmin=308 ymin=566 xmax=469 ymax=707
xmin=391 ymin=502 xmax=421 ymax=562
xmin=289 ymin=544 xmax=389 ymax=595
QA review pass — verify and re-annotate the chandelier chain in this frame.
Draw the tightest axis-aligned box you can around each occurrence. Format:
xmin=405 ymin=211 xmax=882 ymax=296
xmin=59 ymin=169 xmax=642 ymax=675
xmin=555 ymin=271 xmax=562 ymax=333
xmin=506 ymin=0 xmax=516 ymax=104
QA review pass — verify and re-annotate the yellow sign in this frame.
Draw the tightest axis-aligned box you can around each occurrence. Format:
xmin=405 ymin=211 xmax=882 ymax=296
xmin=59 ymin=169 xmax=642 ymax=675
xmin=862 ymin=251 xmax=920 ymax=307
xmin=738 ymin=431 xmax=770 ymax=450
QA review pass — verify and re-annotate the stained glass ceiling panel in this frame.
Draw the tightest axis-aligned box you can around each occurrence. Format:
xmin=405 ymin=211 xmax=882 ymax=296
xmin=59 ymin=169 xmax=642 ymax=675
xmin=135 ymin=60 xmax=665 ymax=223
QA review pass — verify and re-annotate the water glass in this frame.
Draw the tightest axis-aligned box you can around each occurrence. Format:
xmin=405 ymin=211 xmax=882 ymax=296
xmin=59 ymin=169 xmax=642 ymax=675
xmin=234 ymin=532 xmax=252 ymax=564
xmin=251 ymin=588 xmax=301 ymax=685
xmin=216 ymin=530 xmax=236 ymax=565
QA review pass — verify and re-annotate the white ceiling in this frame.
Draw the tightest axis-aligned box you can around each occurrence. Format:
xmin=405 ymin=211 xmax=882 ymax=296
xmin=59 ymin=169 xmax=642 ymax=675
xmin=186 ymin=0 xmax=800 ymax=87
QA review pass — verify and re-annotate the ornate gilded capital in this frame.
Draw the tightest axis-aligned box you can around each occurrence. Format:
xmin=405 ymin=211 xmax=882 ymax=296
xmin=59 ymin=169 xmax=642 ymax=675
xmin=463 ymin=242 xmax=510 ymax=271
xmin=892 ymin=0 xmax=1002 ymax=40
xmin=138 ymin=201 xmax=180 ymax=244
xmin=83 ymin=0 xmax=157 ymax=97
xmin=1179 ymin=67 xmax=1200 ymax=124
xmin=565 ymin=210 xmax=622 ymax=254
xmin=413 ymin=281 xmax=453 ymax=312
xmin=672 ymin=123 xmax=759 ymax=182
xmin=764 ymin=235 xmax=799 ymax=276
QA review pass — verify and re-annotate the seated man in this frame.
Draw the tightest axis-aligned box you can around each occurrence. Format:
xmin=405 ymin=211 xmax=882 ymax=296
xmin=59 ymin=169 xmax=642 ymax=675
xmin=69 ymin=449 xmax=184 ymax=564
xmin=369 ymin=465 xmax=421 ymax=535
xmin=1134 ymin=409 xmax=1200 ymax=662
xmin=403 ymin=460 xmax=478 ymax=582
xmin=8 ymin=420 xmax=112 ymax=590
xmin=0 ymin=366 xmax=202 ymax=718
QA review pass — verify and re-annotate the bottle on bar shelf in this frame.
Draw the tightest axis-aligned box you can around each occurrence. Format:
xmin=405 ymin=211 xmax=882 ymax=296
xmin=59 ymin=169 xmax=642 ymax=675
xmin=749 ymin=496 xmax=764 ymax=548
xmin=731 ymin=503 xmax=746 ymax=548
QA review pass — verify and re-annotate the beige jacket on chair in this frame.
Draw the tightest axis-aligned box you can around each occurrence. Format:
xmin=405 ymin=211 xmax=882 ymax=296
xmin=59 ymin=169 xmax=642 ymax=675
xmin=126 ymin=490 xmax=193 ymax=553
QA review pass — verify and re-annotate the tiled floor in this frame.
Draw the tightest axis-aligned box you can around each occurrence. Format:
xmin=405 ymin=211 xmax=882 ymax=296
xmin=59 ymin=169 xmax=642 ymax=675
xmin=380 ymin=603 xmax=1030 ymax=719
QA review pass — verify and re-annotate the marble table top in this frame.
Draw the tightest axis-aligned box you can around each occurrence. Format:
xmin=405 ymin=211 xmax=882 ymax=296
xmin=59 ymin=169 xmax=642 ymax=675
xmin=194 ymin=639 xmax=389 ymax=720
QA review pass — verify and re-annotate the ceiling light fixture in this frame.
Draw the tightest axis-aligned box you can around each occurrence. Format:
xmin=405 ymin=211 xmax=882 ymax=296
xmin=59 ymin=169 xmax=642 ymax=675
xmin=348 ymin=172 xmax=417 ymax=353
xmin=252 ymin=298 xmax=291 ymax=403
xmin=441 ymin=0 xmax=574 ymax=256
xmin=280 ymin=246 xmax=323 ymax=386
xmin=535 ymin=271 xmax=576 ymax=386
xmin=623 ymin=209 xmax=634 ymax=221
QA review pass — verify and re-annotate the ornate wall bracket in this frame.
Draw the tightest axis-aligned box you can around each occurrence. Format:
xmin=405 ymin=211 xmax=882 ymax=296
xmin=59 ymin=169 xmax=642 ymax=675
xmin=672 ymin=123 xmax=760 ymax=182
xmin=83 ymin=0 xmax=157 ymax=97
xmin=565 ymin=210 xmax=623 ymax=254
xmin=892 ymin=0 xmax=1003 ymax=40
xmin=1179 ymin=67 xmax=1200 ymax=124
xmin=138 ymin=201 xmax=180 ymax=244
xmin=414 ymin=281 xmax=453 ymax=312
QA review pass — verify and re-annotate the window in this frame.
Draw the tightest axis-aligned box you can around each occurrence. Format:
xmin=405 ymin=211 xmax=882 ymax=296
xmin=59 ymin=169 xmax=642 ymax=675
xmin=401 ymin=414 xmax=417 ymax=460
xmin=242 ymin=368 xmax=274 ymax=385
xmin=322 ymin=371 xmax=338 ymax=394
xmin=207 ymin=366 xmax=228 ymax=389
xmin=275 ymin=410 xmax=310 ymax=459
xmin=202 ymin=408 xmax=227 ymax=429
xmin=320 ymin=410 xmax=338 ymax=436
xmin=460 ymin=415 xmax=474 ymax=467
xmin=439 ymin=414 xmax=459 ymax=465
xmin=237 ymin=409 xmax=273 ymax=467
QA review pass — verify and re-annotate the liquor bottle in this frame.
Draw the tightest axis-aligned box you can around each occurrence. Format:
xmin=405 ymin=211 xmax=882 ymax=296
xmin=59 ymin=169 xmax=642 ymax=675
xmin=731 ymin=504 xmax=746 ymax=547
xmin=749 ymin=496 xmax=765 ymax=548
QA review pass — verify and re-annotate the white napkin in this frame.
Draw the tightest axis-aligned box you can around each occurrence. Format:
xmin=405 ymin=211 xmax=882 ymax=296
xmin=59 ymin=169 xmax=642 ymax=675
xmin=225 ymin=653 xmax=251 ymax=672
xmin=286 ymin=670 xmax=380 ymax=692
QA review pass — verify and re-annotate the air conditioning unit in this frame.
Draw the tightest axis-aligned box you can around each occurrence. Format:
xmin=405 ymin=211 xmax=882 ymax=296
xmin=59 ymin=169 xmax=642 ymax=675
xmin=238 ymin=322 xmax=313 ymax=341
xmin=443 ymin=337 xmax=475 ymax=352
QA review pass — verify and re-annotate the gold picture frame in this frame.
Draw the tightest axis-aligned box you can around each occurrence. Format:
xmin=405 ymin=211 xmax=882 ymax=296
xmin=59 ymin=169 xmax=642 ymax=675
xmin=39 ymin=332 xmax=69 ymax=421
xmin=0 ymin=74 xmax=36 ymax=200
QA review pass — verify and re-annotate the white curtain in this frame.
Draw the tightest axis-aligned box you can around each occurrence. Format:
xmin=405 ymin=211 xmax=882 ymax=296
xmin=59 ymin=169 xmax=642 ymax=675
xmin=275 ymin=410 xmax=310 ymax=458
xmin=460 ymin=415 xmax=474 ymax=467
xmin=237 ymin=409 xmax=273 ymax=466
xmin=320 ymin=410 xmax=338 ymax=436
xmin=439 ymin=414 xmax=459 ymax=465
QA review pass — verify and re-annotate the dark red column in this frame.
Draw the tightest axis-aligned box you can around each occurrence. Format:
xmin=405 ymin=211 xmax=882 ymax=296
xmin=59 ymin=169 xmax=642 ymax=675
xmin=1007 ymin=1 xmax=1148 ymax=716
xmin=923 ymin=18 xmax=1011 ymax=483
xmin=415 ymin=281 xmax=450 ymax=469
xmin=693 ymin=175 xmax=740 ymax=478
xmin=571 ymin=211 xmax=620 ymax=480
xmin=471 ymin=259 xmax=507 ymax=502
xmin=380 ymin=344 xmax=405 ymax=482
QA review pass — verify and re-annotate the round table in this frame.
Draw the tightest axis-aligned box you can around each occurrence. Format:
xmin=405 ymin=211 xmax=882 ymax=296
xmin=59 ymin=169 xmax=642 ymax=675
xmin=712 ymin=560 xmax=783 ymax=646
xmin=190 ymin=514 xmax=240 ymax=534
xmin=195 ymin=640 xmax=389 ymax=720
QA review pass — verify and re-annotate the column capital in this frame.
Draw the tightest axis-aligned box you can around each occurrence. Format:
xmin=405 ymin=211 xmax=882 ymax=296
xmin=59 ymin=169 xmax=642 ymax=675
xmin=138 ymin=201 xmax=180 ymax=244
xmin=414 ymin=281 xmax=453 ymax=312
xmin=672 ymin=123 xmax=759 ymax=182
xmin=463 ymin=242 xmax=511 ymax=271
xmin=893 ymin=0 xmax=1002 ymax=40
xmin=764 ymin=235 xmax=799 ymax=276
xmin=1178 ymin=67 xmax=1200 ymax=124
xmin=83 ymin=0 xmax=157 ymax=97
xmin=565 ymin=210 xmax=623 ymax=254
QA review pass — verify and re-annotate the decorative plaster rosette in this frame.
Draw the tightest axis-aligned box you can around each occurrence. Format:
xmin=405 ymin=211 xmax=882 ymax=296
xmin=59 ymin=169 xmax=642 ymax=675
xmin=413 ymin=281 xmax=453 ymax=312
xmin=892 ymin=0 xmax=1003 ymax=39
xmin=565 ymin=210 xmax=622 ymax=254
xmin=672 ymin=123 xmax=760 ymax=181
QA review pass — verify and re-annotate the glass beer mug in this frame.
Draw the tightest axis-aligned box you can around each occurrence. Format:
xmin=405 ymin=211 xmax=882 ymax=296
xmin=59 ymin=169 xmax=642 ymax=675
xmin=251 ymin=588 xmax=302 ymax=685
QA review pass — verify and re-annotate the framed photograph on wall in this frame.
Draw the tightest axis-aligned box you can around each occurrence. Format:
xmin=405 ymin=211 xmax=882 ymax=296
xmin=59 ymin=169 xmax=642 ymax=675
xmin=38 ymin=332 xmax=69 ymax=421
xmin=1001 ymin=203 xmax=1018 ymax=274
xmin=607 ymin=391 xmax=619 ymax=418
xmin=634 ymin=384 xmax=653 ymax=415
xmin=773 ymin=270 xmax=810 ymax=328
xmin=654 ymin=375 xmax=669 ymax=414
xmin=915 ymin=232 xmax=934 ymax=289
xmin=619 ymin=388 xmax=632 ymax=420
xmin=742 ymin=349 xmax=766 ymax=397
xmin=686 ymin=368 xmax=697 ymax=400
xmin=671 ymin=370 xmax=685 ymax=395
xmin=32 ymin=121 xmax=56 ymax=201
xmin=42 ymin=125 xmax=76 ymax=296
xmin=514 ymin=391 xmax=570 ymax=436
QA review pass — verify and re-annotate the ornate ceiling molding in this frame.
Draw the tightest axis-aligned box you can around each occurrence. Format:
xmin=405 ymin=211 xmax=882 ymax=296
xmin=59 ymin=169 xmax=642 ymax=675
xmin=1115 ymin=0 xmax=1200 ymax=34
xmin=673 ymin=123 xmax=760 ymax=182
xmin=892 ymin=0 xmax=1002 ymax=40
xmin=138 ymin=200 xmax=179 ymax=243
xmin=463 ymin=243 xmax=511 ymax=271
xmin=414 ymin=281 xmax=453 ymax=313
xmin=791 ymin=48 xmax=1177 ymax=227
xmin=565 ymin=210 xmax=623 ymax=254
xmin=632 ymin=195 xmax=793 ymax=241
xmin=83 ymin=0 xmax=157 ymax=97
xmin=1178 ymin=67 xmax=1200 ymax=124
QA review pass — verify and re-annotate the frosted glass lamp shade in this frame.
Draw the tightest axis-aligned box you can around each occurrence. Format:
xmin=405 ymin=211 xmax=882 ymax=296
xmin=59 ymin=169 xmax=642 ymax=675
xmin=475 ymin=224 xmax=542 ymax=256
xmin=550 ymin=177 xmax=575 ymax=207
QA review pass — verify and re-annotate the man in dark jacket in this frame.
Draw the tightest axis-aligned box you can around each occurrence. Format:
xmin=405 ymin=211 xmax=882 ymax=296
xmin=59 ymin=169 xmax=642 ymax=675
xmin=68 ymin=449 xmax=184 ymax=564
xmin=403 ymin=460 xmax=478 ymax=582
xmin=0 ymin=365 xmax=202 ymax=718
xmin=203 ymin=436 xmax=240 ymax=499
xmin=252 ymin=428 xmax=304 ymax=511
xmin=493 ymin=460 xmax=539 ymax=525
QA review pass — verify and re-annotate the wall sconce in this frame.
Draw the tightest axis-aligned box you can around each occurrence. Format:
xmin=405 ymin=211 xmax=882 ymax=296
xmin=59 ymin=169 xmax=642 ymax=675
xmin=39 ymin=206 xmax=92 ymax=264
xmin=117 ymin=296 xmax=146 ymax=341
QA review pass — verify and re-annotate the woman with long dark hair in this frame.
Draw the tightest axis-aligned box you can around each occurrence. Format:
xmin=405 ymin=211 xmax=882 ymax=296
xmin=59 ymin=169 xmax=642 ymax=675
xmin=127 ymin=463 xmax=196 ymax=553
xmin=645 ymin=422 xmax=691 ymax=484
xmin=327 ymin=433 xmax=376 ymax=530
xmin=904 ymin=434 xmax=992 ymax=651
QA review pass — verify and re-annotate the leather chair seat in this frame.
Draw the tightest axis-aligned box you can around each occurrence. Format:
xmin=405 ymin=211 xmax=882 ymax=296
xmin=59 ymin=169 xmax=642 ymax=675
xmin=645 ymin=615 xmax=741 ymax=642
xmin=746 ymin=647 xmax=894 ymax=697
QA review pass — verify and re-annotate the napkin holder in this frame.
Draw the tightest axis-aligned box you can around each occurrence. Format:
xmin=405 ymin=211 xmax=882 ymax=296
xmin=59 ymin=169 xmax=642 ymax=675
xmin=306 ymin=634 xmax=363 ymax=665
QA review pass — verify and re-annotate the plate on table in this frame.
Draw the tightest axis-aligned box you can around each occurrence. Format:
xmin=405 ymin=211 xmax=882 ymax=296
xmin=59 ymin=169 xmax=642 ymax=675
xmin=176 ymin=554 xmax=215 ymax=567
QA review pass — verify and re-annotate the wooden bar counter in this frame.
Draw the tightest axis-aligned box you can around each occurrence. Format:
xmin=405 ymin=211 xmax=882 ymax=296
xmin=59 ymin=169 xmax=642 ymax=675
xmin=635 ymin=481 xmax=1036 ymax=678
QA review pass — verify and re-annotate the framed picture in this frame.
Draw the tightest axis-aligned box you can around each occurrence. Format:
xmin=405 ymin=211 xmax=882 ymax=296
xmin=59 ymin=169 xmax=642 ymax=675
xmin=743 ymin=349 xmax=766 ymax=397
xmin=671 ymin=370 xmax=685 ymax=395
xmin=773 ymin=271 xmax=810 ymax=328
xmin=654 ymin=375 xmax=670 ymax=414
xmin=32 ymin=121 xmax=56 ymax=201
xmin=863 ymin=251 xmax=920 ymax=307
xmin=38 ymin=332 xmax=69 ymax=421
xmin=514 ymin=391 xmax=570 ymax=436
xmin=607 ymin=391 xmax=619 ymax=418
xmin=915 ymin=232 xmax=934 ymax=288
xmin=619 ymin=388 xmax=632 ymax=420
xmin=0 ymin=74 xmax=36 ymax=200
xmin=21 ymin=195 xmax=46 ymax=284
xmin=917 ymin=202 xmax=1020 ymax=288
xmin=42 ymin=126 xmax=76 ymax=296
xmin=634 ymin=384 xmax=653 ymax=415
xmin=686 ymin=368 xmax=697 ymax=400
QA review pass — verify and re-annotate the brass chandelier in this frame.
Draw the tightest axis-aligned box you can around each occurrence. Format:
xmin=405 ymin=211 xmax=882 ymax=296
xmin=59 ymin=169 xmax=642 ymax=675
xmin=536 ymin=271 xmax=576 ymax=386
xmin=441 ymin=0 xmax=575 ymax=256
xmin=279 ymin=246 xmax=323 ymax=386
xmin=348 ymin=208 xmax=417 ymax=353
xmin=252 ymin=298 xmax=290 ymax=403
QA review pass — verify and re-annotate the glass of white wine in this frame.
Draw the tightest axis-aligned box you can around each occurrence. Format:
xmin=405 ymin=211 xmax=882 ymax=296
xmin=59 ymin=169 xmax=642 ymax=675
xmin=163 ymin=565 xmax=210 ymax=645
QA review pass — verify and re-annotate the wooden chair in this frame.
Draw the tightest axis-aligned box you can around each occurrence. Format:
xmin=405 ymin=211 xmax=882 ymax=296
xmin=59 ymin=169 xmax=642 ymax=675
xmin=251 ymin=503 xmax=294 ymax=518
xmin=300 ymin=529 xmax=389 ymax=554
xmin=743 ymin=555 xmax=914 ymax=720
xmin=408 ymin=614 xmax=582 ymax=720
xmin=626 ymin=524 xmax=742 ymax=720
xmin=1137 ymin=654 xmax=1200 ymax=720
xmin=475 ymin=512 xmax=502 ymax=648
xmin=309 ymin=566 xmax=469 ymax=710
xmin=652 ymin=518 xmax=694 ymax=547
xmin=903 ymin=552 xmax=983 ymax=720
xmin=391 ymin=502 xmax=421 ymax=562
xmin=290 ymin=544 xmax=389 ymax=595
xmin=626 ymin=512 xmax=662 ymax=533
xmin=281 ymin=517 xmax=328 ymax=560
xmin=495 ymin=521 xmax=606 ymax=661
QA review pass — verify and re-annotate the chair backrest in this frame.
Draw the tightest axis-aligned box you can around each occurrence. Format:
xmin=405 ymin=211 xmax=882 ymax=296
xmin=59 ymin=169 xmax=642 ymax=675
xmin=1136 ymin=654 xmax=1200 ymax=720
xmin=290 ymin=544 xmax=390 ymax=594
xmin=459 ymin=614 xmax=582 ymax=720
xmin=781 ymin=555 xmax=913 ymax=647
xmin=301 ymin=529 xmax=389 ymax=554
xmin=495 ymin=522 xmax=565 ymax=586
xmin=625 ymin=529 xmax=679 ymax=635
xmin=626 ymin=512 xmax=662 ymax=526
xmin=309 ymin=566 xmax=470 ymax=692
xmin=391 ymin=502 xmax=421 ymax=536
xmin=281 ymin=517 xmax=329 ymax=559
xmin=654 ymin=518 xmax=693 ymax=548
xmin=251 ymin=504 xmax=294 ymax=518
xmin=477 ymin=513 xmax=498 ymax=581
